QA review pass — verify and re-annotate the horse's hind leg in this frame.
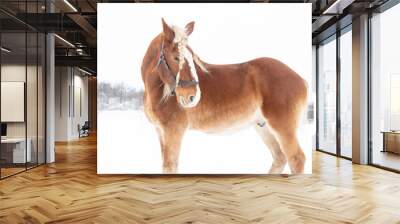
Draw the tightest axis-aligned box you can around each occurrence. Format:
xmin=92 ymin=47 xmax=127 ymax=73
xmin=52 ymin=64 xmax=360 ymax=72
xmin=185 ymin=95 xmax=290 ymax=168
xmin=255 ymin=123 xmax=287 ymax=174
xmin=266 ymin=117 xmax=306 ymax=174
xmin=276 ymin=130 xmax=305 ymax=174
xmin=157 ymin=126 xmax=185 ymax=174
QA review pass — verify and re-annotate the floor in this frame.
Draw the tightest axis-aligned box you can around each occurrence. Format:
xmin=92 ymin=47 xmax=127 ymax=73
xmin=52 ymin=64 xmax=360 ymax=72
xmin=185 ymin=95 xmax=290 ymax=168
xmin=0 ymin=135 xmax=400 ymax=223
xmin=372 ymin=150 xmax=400 ymax=171
xmin=1 ymin=163 xmax=42 ymax=178
xmin=0 ymin=167 xmax=25 ymax=178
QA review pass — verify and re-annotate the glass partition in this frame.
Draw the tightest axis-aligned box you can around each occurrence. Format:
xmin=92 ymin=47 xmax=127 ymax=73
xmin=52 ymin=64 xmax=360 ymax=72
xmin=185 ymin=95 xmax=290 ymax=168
xmin=1 ymin=31 xmax=28 ymax=178
xmin=27 ymin=31 xmax=38 ymax=169
xmin=317 ymin=36 xmax=337 ymax=154
xmin=371 ymin=4 xmax=400 ymax=171
xmin=38 ymin=32 xmax=45 ymax=165
xmin=339 ymin=28 xmax=352 ymax=158
xmin=0 ymin=1 xmax=46 ymax=179
xmin=26 ymin=0 xmax=40 ymax=170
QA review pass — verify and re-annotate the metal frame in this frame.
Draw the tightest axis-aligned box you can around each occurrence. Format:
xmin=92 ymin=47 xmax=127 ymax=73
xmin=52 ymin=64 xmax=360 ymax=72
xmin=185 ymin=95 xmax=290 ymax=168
xmin=336 ymin=28 xmax=341 ymax=158
xmin=0 ymin=22 xmax=2 ymax=179
xmin=316 ymin=44 xmax=319 ymax=151
xmin=36 ymin=2 xmax=39 ymax=168
xmin=44 ymin=0 xmax=47 ymax=165
xmin=374 ymin=0 xmax=400 ymax=13
xmin=367 ymin=10 xmax=373 ymax=166
xmin=25 ymin=2 xmax=28 ymax=171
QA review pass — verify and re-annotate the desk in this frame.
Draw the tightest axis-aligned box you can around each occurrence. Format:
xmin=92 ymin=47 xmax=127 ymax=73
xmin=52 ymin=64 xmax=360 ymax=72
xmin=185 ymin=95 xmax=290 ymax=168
xmin=381 ymin=131 xmax=400 ymax=154
xmin=1 ymin=138 xmax=31 ymax=163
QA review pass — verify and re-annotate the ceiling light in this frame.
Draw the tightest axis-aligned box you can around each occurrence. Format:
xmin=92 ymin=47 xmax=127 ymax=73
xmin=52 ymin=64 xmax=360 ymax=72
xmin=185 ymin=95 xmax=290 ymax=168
xmin=1 ymin=47 xmax=11 ymax=53
xmin=76 ymin=48 xmax=84 ymax=55
xmin=323 ymin=0 xmax=355 ymax=15
xmin=63 ymin=0 xmax=78 ymax=12
xmin=78 ymin=67 xmax=92 ymax=76
xmin=54 ymin=34 xmax=75 ymax=48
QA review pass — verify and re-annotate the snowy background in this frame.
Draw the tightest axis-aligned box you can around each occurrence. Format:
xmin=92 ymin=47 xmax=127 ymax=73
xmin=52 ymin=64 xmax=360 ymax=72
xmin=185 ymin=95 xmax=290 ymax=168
xmin=98 ymin=3 xmax=313 ymax=174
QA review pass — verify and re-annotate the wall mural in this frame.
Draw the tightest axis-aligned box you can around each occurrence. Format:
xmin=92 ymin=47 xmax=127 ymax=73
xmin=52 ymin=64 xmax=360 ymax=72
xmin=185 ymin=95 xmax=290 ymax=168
xmin=98 ymin=3 xmax=313 ymax=174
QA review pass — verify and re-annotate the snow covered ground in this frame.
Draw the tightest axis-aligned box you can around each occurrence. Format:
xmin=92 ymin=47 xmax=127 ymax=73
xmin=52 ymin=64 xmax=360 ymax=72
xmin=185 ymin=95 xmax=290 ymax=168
xmin=98 ymin=110 xmax=313 ymax=174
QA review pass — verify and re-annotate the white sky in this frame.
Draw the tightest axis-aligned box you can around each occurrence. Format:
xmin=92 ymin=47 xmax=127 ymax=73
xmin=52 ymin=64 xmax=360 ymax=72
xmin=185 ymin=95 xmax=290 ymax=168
xmin=98 ymin=3 xmax=312 ymax=89
xmin=97 ymin=4 xmax=313 ymax=174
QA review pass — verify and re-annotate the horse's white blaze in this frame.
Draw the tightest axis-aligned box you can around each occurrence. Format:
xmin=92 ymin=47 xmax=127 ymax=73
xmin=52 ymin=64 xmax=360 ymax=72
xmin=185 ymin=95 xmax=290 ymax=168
xmin=180 ymin=47 xmax=201 ymax=108
xmin=171 ymin=25 xmax=201 ymax=108
xmin=182 ymin=47 xmax=198 ymax=81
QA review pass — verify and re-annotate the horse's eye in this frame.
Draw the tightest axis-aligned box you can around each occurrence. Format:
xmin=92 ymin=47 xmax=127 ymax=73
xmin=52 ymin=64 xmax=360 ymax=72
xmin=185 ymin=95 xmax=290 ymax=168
xmin=174 ymin=56 xmax=179 ymax=61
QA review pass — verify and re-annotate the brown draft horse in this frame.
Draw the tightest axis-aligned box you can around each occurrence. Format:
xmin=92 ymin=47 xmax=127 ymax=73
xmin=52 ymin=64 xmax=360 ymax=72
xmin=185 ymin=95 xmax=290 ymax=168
xmin=141 ymin=19 xmax=308 ymax=174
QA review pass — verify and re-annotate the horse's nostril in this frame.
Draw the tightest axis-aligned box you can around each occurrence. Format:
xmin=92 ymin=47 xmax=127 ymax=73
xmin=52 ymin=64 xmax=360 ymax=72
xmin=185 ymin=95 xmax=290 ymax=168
xmin=189 ymin=95 xmax=195 ymax=103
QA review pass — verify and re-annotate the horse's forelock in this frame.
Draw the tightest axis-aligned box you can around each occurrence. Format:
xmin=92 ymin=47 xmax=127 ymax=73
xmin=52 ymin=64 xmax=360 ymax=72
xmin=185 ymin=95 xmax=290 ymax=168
xmin=159 ymin=24 xmax=208 ymax=102
xmin=171 ymin=25 xmax=188 ymax=44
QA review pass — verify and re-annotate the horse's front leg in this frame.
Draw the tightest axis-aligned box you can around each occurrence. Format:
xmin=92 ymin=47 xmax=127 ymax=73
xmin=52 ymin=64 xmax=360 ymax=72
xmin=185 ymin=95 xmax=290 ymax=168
xmin=158 ymin=126 xmax=185 ymax=174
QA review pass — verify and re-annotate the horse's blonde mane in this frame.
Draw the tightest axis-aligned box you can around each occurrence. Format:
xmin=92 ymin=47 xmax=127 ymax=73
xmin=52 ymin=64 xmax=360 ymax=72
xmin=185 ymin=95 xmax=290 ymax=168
xmin=160 ymin=24 xmax=208 ymax=101
xmin=193 ymin=54 xmax=208 ymax=73
xmin=172 ymin=25 xmax=208 ymax=74
xmin=171 ymin=25 xmax=188 ymax=45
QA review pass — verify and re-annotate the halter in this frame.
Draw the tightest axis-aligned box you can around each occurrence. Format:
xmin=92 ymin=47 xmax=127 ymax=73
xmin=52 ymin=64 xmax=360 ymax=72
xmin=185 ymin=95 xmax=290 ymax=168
xmin=157 ymin=41 xmax=199 ymax=88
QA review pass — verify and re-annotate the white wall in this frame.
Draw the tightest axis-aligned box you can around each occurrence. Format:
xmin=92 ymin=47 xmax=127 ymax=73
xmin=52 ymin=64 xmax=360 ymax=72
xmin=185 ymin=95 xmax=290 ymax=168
xmin=55 ymin=66 xmax=69 ymax=141
xmin=55 ymin=67 xmax=89 ymax=141
xmin=1 ymin=65 xmax=26 ymax=132
xmin=71 ymin=73 xmax=89 ymax=138
xmin=1 ymin=65 xmax=38 ymax=138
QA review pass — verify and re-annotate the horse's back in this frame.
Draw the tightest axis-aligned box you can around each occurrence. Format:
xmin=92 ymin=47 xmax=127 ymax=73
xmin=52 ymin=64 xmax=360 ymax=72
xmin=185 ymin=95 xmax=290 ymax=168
xmin=209 ymin=57 xmax=308 ymax=109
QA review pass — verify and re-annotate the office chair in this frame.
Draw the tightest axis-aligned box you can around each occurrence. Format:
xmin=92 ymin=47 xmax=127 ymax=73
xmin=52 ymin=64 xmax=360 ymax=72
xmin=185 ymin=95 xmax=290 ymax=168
xmin=79 ymin=121 xmax=90 ymax=138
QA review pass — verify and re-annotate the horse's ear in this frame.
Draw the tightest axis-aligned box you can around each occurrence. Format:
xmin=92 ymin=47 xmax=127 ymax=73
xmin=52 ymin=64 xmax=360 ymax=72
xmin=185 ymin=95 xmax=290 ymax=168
xmin=162 ymin=18 xmax=174 ymax=42
xmin=185 ymin=21 xmax=195 ymax=36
